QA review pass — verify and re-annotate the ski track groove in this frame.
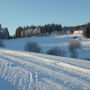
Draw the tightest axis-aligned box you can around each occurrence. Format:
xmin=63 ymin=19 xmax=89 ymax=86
xmin=0 ymin=49 xmax=90 ymax=90
xmin=0 ymin=50 xmax=90 ymax=80
xmin=0 ymin=51 xmax=90 ymax=83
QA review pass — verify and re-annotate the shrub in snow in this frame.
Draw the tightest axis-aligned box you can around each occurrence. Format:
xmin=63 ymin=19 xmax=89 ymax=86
xmin=24 ymin=41 xmax=41 ymax=53
xmin=47 ymin=47 xmax=65 ymax=56
xmin=0 ymin=40 xmax=5 ymax=47
xmin=69 ymin=39 xmax=81 ymax=58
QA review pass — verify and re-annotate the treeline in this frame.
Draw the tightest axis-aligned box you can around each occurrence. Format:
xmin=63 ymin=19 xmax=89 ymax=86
xmin=15 ymin=24 xmax=62 ymax=38
xmin=14 ymin=23 xmax=90 ymax=39
xmin=0 ymin=23 xmax=90 ymax=39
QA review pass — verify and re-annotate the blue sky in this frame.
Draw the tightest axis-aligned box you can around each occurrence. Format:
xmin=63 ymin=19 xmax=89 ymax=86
xmin=0 ymin=0 xmax=90 ymax=35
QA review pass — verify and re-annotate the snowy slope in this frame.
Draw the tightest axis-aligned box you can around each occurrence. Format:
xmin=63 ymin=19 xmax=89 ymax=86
xmin=0 ymin=49 xmax=90 ymax=90
xmin=4 ymin=34 xmax=90 ymax=59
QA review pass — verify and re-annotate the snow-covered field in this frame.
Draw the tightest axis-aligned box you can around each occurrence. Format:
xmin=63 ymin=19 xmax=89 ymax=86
xmin=0 ymin=49 xmax=90 ymax=90
xmin=4 ymin=34 xmax=90 ymax=59
xmin=0 ymin=34 xmax=90 ymax=90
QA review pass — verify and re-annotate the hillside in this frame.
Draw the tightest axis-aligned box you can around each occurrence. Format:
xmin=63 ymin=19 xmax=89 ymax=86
xmin=0 ymin=49 xmax=90 ymax=90
xmin=4 ymin=34 xmax=90 ymax=60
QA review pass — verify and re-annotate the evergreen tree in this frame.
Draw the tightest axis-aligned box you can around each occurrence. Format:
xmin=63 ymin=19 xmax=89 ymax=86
xmin=15 ymin=27 xmax=23 ymax=38
xmin=84 ymin=23 xmax=90 ymax=38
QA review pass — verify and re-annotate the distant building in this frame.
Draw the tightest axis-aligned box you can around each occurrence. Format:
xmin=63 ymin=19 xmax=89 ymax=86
xmin=73 ymin=25 xmax=87 ymax=35
xmin=74 ymin=30 xmax=84 ymax=34
xmin=0 ymin=24 xmax=9 ymax=39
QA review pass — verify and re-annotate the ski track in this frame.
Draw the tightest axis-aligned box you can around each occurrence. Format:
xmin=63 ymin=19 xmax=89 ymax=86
xmin=0 ymin=49 xmax=90 ymax=90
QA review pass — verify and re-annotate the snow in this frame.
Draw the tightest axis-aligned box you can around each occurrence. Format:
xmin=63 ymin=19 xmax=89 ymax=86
xmin=0 ymin=49 xmax=90 ymax=90
xmin=0 ymin=34 xmax=90 ymax=90
xmin=4 ymin=34 xmax=90 ymax=59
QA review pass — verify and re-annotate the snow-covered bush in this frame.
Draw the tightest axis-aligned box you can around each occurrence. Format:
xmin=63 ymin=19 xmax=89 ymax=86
xmin=0 ymin=40 xmax=5 ymax=47
xmin=24 ymin=41 xmax=41 ymax=53
xmin=69 ymin=39 xmax=81 ymax=58
xmin=47 ymin=47 xmax=65 ymax=56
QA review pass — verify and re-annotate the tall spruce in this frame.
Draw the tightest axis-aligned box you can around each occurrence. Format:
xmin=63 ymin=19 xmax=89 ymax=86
xmin=15 ymin=27 xmax=23 ymax=38
xmin=84 ymin=23 xmax=90 ymax=38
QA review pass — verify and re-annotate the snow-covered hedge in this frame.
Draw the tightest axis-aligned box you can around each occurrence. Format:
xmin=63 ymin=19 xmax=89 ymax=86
xmin=47 ymin=46 xmax=65 ymax=56
xmin=69 ymin=39 xmax=81 ymax=58
xmin=24 ymin=41 xmax=41 ymax=53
